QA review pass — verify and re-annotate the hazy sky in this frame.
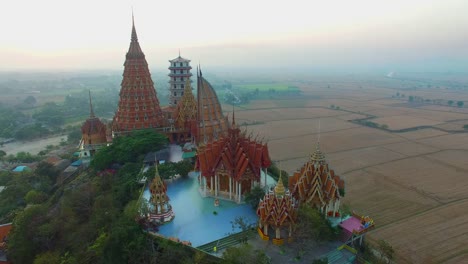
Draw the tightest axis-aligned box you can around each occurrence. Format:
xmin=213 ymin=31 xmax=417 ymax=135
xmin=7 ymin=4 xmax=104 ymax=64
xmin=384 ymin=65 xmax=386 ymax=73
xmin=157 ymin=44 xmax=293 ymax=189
xmin=1 ymin=0 xmax=468 ymax=72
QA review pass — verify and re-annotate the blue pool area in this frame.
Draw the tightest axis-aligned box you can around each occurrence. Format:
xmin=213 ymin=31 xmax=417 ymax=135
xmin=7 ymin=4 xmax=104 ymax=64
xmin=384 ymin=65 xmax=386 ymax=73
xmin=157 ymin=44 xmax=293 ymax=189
xmin=143 ymin=172 xmax=259 ymax=247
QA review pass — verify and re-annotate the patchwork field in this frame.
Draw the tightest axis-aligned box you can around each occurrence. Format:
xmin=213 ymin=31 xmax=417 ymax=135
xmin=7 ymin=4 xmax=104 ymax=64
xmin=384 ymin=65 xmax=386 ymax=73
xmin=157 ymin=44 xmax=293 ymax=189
xmin=231 ymin=77 xmax=468 ymax=263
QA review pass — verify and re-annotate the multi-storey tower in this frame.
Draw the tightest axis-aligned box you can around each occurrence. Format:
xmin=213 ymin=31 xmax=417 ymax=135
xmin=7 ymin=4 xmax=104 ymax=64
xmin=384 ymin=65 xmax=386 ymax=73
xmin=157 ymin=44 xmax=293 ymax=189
xmin=112 ymin=16 xmax=165 ymax=133
xmin=168 ymin=53 xmax=192 ymax=107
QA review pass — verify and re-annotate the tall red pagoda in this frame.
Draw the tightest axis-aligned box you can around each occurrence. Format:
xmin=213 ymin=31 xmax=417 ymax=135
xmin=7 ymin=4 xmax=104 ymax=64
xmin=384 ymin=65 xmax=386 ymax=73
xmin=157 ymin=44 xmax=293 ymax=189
xmin=112 ymin=16 xmax=165 ymax=133
xmin=196 ymin=114 xmax=271 ymax=203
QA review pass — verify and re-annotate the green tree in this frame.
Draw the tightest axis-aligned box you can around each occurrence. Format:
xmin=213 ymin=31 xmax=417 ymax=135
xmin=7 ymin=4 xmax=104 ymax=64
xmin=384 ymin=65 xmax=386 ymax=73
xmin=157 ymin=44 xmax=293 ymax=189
xmin=408 ymin=96 xmax=414 ymax=102
xmin=457 ymin=101 xmax=464 ymax=107
xmin=295 ymin=205 xmax=337 ymax=243
xmin=463 ymin=124 xmax=468 ymax=130
xmin=24 ymin=190 xmax=48 ymax=204
xmin=244 ymin=186 xmax=265 ymax=209
xmin=448 ymin=100 xmax=454 ymax=106
xmin=33 ymin=251 xmax=61 ymax=264
xmin=0 ymin=150 xmax=6 ymax=161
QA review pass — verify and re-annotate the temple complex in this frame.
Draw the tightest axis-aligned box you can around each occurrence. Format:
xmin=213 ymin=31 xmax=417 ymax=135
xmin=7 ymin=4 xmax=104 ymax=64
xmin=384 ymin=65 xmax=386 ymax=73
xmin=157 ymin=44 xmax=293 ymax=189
xmin=79 ymin=91 xmax=107 ymax=158
xmin=288 ymin=142 xmax=344 ymax=218
xmin=256 ymin=174 xmax=299 ymax=245
xmin=112 ymin=16 xmax=165 ymax=134
xmin=148 ymin=164 xmax=175 ymax=223
xmin=195 ymin=114 xmax=271 ymax=203
xmin=168 ymin=54 xmax=192 ymax=107
xmin=196 ymin=68 xmax=229 ymax=143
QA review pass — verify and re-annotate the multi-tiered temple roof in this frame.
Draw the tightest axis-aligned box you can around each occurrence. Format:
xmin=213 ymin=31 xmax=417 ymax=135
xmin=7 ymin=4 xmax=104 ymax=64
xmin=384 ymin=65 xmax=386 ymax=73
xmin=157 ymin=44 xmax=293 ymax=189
xmin=196 ymin=116 xmax=271 ymax=186
xmin=288 ymin=142 xmax=344 ymax=217
xmin=112 ymin=16 xmax=165 ymax=133
xmin=196 ymin=68 xmax=229 ymax=143
xmin=257 ymin=174 xmax=299 ymax=245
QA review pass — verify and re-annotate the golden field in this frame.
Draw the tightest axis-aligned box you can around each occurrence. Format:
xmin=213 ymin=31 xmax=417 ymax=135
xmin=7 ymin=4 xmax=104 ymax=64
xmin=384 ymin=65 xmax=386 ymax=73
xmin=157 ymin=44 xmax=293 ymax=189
xmin=225 ymin=78 xmax=468 ymax=263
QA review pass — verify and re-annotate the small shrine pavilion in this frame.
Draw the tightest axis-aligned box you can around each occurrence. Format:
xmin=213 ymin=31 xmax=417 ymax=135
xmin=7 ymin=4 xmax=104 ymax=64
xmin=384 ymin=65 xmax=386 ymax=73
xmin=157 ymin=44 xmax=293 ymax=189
xmin=256 ymin=174 xmax=299 ymax=245
xmin=148 ymin=164 xmax=174 ymax=223
xmin=288 ymin=142 xmax=344 ymax=218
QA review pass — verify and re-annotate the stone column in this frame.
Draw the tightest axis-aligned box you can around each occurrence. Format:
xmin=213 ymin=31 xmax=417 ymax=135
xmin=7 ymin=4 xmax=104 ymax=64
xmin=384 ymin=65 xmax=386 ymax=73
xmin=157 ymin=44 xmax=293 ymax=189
xmin=215 ymin=174 xmax=218 ymax=197
xmin=210 ymin=176 xmax=213 ymax=194
xmin=276 ymin=227 xmax=281 ymax=239
xmin=264 ymin=223 xmax=268 ymax=236
xmin=238 ymin=182 xmax=242 ymax=203
xmin=229 ymin=177 xmax=232 ymax=200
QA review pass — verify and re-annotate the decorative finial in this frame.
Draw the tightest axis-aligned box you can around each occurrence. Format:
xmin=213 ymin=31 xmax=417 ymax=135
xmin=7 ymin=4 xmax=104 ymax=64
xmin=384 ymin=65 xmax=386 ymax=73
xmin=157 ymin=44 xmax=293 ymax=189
xmin=89 ymin=90 xmax=95 ymax=118
xmin=318 ymin=118 xmax=321 ymax=143
xmin=275 ymin=161 xmax=285 ymax=196
xmin=232 ymin=104 xmax=236 ymax=128
xmin=178 ymin=48 xmax=181 ymax=57
xmin=131 ymin=9 xmax=138 ymax=42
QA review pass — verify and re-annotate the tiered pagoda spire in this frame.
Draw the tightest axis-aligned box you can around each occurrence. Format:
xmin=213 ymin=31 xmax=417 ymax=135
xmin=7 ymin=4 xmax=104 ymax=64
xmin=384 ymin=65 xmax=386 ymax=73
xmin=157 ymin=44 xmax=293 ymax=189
xmin=168 ymin=53 xmax=192 ymax=107
xmin=196 ymin=66 xmax=229 ymax=143
xmin=79 ymin=90 xmax=107 ymax=157
xmin=149 ymin=164 xmax=174 ymax=223
xmin=112 ymin=16 xmax=165 ymax=133
xmin=288 ymin=140 xmax=344 ymax=217
xmin=174 ymin=79 xmax=197 ymax=131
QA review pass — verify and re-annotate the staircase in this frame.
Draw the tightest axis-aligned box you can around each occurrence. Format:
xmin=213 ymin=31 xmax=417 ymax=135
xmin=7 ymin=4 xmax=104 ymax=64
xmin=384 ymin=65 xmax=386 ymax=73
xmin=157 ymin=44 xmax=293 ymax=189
xmin=197 ymin=229 xmax=256 ymax=253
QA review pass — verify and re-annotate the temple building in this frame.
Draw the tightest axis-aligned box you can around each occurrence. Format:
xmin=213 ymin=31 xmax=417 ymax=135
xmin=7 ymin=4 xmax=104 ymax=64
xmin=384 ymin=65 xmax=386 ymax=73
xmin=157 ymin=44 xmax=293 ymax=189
xmin=256 ymin=174 xmax=299 ymax=245
xmin=79 ymin=91 xmax=107 ymax=158
xmin=112 ymin=16 xmax=165 ymax=134
xmin=197 ymin=68 xmax=229 ymax=143
xmin=168 ymin=54 xmax=192 ymax=107
xmin=195 ymin=114 xmax=271 ymax=203
xmin=288 ymin=142 xmax=344 ymax=218
xmin=148 ymin=164 xmax=175 ymax=223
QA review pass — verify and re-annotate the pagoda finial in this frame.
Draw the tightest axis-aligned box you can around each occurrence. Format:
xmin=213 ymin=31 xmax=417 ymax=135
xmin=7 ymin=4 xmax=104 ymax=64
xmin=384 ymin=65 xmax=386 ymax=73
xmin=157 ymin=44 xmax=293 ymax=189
xmin=131 ymin=9 xmax=138 ymax=42
xmin=88 ymin=90 xmax=95 ymax=118
xmin=178 ymin=48 xmax=181 ymax=57
xmin=275 ymin=162 xmax=285 ymax=196
xmin=231 ymin=104 xmax=236 ymax=128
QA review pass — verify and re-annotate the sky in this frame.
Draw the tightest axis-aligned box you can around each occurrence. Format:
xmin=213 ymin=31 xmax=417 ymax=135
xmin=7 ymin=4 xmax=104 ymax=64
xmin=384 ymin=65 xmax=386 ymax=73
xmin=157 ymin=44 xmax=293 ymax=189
xmin=1 ymin=0 xmax=468 ymax=72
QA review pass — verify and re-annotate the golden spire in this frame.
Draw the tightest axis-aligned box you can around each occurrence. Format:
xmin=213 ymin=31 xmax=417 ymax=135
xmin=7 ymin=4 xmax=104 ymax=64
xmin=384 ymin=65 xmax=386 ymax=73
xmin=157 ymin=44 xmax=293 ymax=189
xmin=275 ymin=165 xmax=285 ymax=196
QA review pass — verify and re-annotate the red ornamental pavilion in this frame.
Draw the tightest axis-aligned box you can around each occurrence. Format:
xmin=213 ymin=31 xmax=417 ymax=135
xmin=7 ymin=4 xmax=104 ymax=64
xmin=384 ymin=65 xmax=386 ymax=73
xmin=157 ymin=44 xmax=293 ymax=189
xmin=112 ymin=16 xmax=165 ymax=134
xmin=288 ymin=142 xmax=344 ymax=217
xmin=195 ymin=114 xmax=271 ymax=203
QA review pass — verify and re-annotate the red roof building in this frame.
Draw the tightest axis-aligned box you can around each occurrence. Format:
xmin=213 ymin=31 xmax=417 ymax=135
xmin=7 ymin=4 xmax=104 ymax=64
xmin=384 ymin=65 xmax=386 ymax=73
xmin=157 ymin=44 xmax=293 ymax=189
xmin=288 ymin=142 xmax=344 ymax=217
xmin=196 ymin=115 xmax=271 ymax=203
xmin=112 ymin=16 xmax=165 ymax=133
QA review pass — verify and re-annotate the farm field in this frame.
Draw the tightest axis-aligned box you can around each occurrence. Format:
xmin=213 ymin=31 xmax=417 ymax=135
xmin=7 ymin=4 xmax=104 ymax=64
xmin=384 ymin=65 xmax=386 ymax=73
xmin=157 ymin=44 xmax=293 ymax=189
xmin=227 ymin=75 xmax=468 ymax=263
